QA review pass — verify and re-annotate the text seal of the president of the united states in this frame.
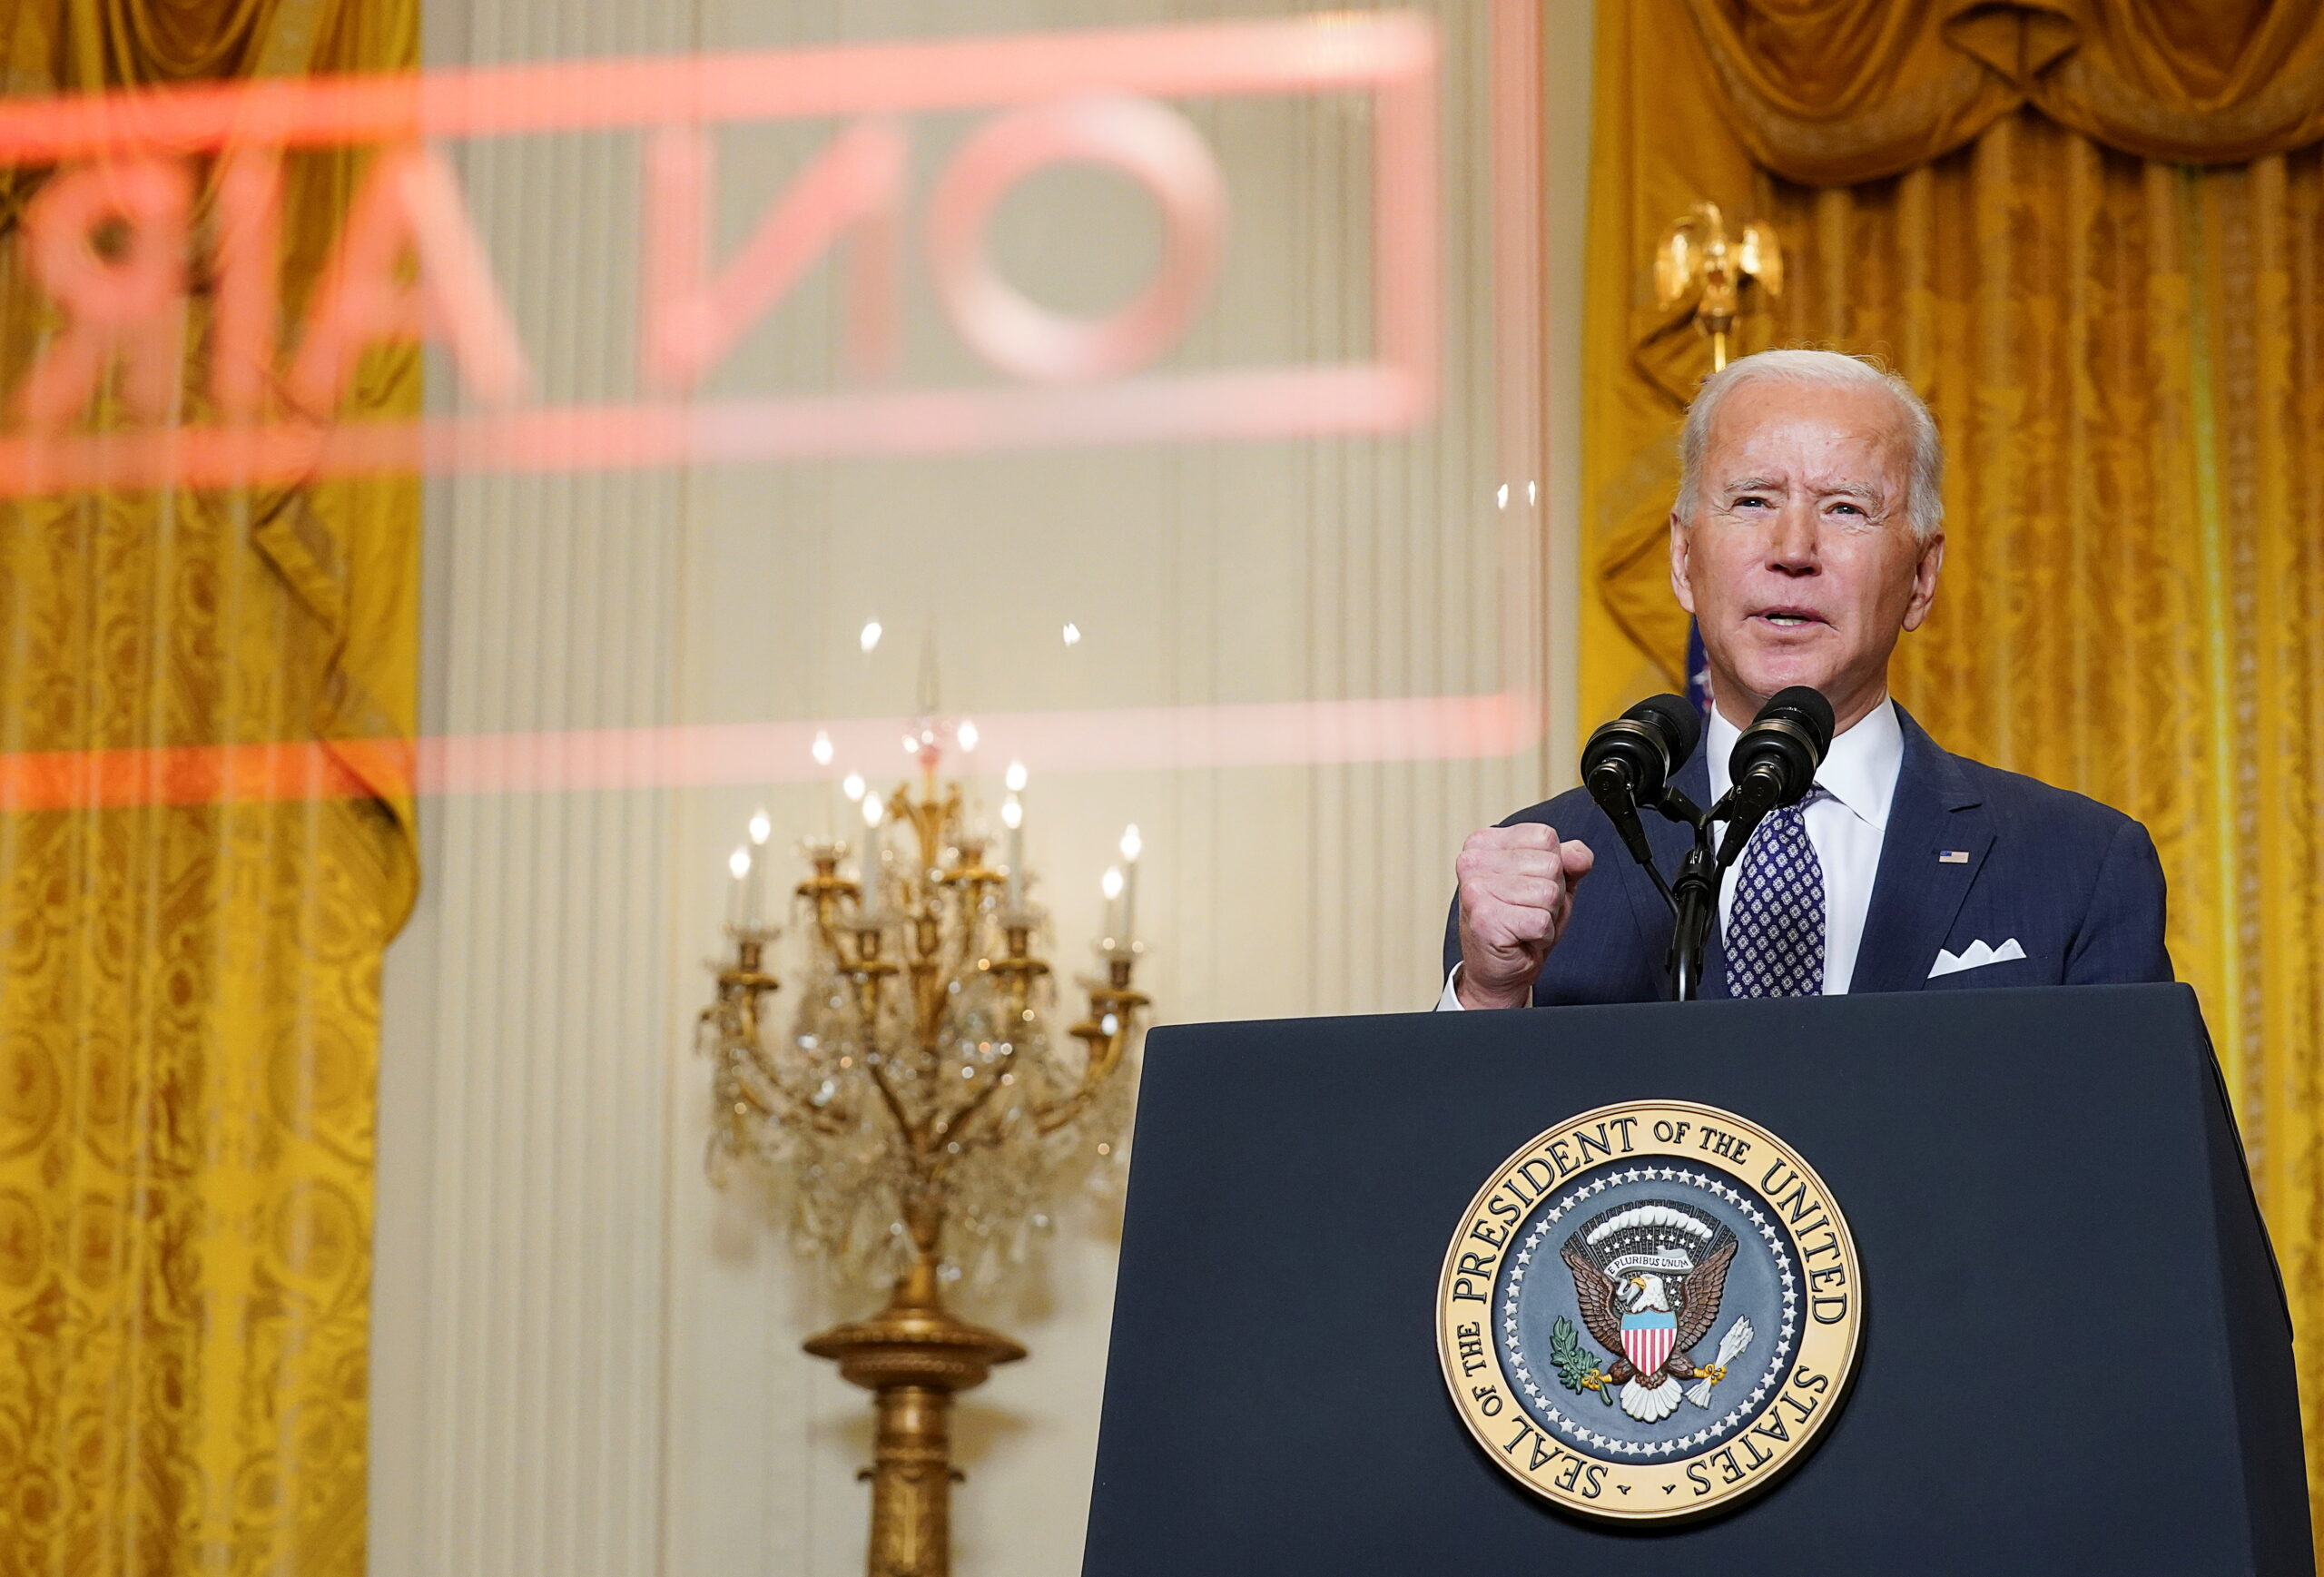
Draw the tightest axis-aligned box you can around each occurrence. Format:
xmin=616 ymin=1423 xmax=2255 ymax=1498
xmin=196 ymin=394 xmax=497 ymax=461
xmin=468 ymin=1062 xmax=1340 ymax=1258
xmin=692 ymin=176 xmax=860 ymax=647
xmin=1436 ymin=1099 xmax=1862 ymax=1521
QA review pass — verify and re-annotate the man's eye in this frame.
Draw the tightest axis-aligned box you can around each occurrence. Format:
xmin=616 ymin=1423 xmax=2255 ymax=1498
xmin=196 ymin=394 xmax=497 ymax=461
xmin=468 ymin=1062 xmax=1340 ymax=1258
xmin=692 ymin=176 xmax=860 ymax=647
xmin=1734 ymin=496 xmax=1770 ymax=509
xmin=1829 ymin=502 xmax=1864 ymax=517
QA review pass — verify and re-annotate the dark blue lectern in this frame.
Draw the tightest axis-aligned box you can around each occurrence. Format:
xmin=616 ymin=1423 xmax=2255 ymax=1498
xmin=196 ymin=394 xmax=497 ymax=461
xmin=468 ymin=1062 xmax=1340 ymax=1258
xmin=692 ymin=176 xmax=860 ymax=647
xmin=1082 ymin=985 xmax=2310 ymax=1575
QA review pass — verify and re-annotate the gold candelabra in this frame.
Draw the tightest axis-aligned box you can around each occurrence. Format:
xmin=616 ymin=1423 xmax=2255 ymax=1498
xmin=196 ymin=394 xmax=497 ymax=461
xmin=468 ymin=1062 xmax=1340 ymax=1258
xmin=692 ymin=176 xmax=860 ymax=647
xmin=1655 ymin=200 xmax=1783 ymax=371
xmin=699 ymin=739 xmax=1145 ymax=1577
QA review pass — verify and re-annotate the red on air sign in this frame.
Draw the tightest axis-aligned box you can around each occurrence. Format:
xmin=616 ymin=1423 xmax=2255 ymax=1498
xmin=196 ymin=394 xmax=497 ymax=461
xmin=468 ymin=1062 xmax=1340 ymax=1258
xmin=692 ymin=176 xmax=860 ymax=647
xmin=0 ymin=13 xmax=1439 ymax=499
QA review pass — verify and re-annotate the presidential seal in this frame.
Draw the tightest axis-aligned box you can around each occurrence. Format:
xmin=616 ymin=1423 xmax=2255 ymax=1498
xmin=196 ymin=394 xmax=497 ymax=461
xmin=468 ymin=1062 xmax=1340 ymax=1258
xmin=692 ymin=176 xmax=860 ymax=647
xmin=1436 ymin=1100 xmax=1861 ymax=1522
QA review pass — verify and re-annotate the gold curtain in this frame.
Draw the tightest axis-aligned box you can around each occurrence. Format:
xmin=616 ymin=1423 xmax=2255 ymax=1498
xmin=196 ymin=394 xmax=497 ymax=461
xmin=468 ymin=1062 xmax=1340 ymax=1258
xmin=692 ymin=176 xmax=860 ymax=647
xmin=1585 ymin=0 xmax=2324 ymax=1542
xmin=1681 ymin=0 xmax=2324 ymax=182
xmin=0 ymin=0 xmax=418 ymax=1571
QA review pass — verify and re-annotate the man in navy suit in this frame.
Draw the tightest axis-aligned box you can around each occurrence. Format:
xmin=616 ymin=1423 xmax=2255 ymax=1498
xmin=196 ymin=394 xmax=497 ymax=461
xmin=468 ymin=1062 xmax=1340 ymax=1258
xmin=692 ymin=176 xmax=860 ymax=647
xmin=1442 ymin=349 xmax=2171 ymax=1009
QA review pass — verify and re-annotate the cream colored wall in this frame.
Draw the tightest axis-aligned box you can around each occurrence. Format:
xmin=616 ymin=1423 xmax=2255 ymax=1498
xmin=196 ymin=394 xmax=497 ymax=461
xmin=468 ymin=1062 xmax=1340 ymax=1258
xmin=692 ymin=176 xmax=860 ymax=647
xmin=371 ymin=2 xmax=1595 ymax=1573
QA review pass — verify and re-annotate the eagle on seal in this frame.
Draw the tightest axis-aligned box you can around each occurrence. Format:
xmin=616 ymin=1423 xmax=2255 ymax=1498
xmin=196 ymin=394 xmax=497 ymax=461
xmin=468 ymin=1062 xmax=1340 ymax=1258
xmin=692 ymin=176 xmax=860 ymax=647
xmin=1561 ymin=1202 xmax=1738 ymax=1423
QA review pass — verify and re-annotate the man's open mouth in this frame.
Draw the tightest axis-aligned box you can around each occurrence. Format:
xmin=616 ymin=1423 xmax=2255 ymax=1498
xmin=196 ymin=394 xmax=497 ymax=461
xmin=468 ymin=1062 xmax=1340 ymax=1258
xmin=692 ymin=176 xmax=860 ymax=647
xmin=1751 ymin=608 xmax=1826 ymax=628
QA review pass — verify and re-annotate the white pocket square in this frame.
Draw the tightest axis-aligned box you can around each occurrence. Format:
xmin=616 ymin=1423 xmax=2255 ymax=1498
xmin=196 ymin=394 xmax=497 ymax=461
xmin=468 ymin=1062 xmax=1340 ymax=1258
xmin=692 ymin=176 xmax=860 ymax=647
xmin=1928 ymin=938 xmax=2027 ymax=979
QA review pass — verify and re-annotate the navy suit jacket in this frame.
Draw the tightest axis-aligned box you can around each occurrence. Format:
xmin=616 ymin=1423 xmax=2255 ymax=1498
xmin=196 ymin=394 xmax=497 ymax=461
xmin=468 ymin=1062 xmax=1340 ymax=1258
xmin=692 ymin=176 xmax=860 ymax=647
xmin=1441 ymin=705 xmax=2173 ymax=1002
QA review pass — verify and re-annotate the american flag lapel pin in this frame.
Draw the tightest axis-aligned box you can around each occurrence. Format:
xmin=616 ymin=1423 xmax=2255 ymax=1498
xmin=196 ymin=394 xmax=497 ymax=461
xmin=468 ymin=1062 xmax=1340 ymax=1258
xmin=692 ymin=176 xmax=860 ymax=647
xmin=1937 ymin=850 xmax=1971 ymax=864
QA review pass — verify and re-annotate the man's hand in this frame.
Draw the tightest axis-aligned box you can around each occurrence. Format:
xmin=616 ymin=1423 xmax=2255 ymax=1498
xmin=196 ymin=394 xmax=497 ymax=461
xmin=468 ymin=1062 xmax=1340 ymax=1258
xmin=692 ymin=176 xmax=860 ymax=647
xmin=1454 ymin=825 xmax=1595 ymax=1010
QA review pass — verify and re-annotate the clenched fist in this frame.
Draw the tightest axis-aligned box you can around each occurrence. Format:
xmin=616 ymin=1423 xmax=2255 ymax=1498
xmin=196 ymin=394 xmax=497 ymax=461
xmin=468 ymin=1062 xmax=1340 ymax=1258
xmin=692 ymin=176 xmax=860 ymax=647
xmin=1453 ymin=824 xmax=1595 ymax=1010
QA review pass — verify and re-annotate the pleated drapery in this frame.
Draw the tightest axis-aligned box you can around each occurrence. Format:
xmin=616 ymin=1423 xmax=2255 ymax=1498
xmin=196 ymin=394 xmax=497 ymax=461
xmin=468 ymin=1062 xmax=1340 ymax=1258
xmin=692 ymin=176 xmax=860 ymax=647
xmin=0 ymin=0 xmax=419 ymax=1571
xmin=1584 ymin=0 xmax=2324 ymax=1543
xmin=1679 ymin=0 xmax=2324 ymax=182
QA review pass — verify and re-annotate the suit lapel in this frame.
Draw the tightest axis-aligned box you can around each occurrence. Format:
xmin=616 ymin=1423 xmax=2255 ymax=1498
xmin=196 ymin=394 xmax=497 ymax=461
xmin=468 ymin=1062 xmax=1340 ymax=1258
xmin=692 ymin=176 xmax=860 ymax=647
xmin=1848 ymin=708 xmax=1992 ymax=993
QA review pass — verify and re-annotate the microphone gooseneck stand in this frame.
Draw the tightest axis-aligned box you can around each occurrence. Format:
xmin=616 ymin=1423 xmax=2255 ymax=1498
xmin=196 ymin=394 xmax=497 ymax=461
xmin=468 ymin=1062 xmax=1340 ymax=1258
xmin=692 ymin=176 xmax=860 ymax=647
xmin=1650 ymin=785 xmax=1722 ymax=1002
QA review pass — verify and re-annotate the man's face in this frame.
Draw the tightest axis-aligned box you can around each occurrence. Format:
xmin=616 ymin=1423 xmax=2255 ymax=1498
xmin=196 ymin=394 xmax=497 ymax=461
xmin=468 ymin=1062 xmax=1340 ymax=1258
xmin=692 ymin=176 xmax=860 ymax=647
xmin=1669 ymin=378 xmax=1944 ymax=731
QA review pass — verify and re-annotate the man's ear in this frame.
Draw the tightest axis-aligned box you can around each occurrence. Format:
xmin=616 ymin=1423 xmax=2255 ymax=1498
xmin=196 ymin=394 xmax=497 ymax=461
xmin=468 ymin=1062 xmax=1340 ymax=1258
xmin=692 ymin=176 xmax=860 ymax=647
xmin=1901 ymin=529 xmax=1945 ymax=633
xmin=1668 ymin=509 xmax=1696 ymax=616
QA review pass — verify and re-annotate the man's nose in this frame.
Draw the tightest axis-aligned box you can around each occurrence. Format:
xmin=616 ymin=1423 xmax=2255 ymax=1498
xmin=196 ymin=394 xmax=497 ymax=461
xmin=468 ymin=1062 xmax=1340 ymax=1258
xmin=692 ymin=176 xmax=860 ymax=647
xmin=1766 ymin=500 xmax=1819 ymax=573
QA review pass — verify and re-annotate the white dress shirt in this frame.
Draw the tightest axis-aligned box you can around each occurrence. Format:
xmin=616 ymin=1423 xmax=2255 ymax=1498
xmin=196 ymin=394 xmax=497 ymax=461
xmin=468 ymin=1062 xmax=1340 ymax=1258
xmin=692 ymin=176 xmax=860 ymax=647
xmin=1438 ymin=697 xmax=1905 ymax=1006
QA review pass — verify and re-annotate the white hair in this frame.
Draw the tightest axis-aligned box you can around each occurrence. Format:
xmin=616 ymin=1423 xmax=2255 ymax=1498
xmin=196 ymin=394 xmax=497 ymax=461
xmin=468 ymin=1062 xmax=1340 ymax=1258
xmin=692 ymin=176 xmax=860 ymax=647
xmin=1676 ymin=348 xmax=1945 ymax=542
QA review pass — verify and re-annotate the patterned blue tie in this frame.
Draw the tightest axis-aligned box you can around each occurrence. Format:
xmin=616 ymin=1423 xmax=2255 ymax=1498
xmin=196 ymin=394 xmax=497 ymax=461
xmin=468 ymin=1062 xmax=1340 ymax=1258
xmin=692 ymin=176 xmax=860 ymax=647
xmin=1725 ymin=787 xmax=1829 ymax=998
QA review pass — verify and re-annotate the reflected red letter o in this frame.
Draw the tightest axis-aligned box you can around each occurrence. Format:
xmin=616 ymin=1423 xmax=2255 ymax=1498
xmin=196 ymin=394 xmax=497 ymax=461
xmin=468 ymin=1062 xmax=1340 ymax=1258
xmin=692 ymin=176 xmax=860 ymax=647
xmin=926 ymin=95 xmax=1226 ymax=385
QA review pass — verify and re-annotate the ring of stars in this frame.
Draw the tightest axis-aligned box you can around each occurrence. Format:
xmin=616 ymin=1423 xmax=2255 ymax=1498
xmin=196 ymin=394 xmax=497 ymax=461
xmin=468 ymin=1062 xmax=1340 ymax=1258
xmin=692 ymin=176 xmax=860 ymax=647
xmin=1500 ymin=1164 xmax=1798 ymax=1462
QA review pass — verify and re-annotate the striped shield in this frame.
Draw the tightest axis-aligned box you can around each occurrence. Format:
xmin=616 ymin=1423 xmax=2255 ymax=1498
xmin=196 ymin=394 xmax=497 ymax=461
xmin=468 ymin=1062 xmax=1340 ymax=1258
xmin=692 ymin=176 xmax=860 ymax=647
xmin=1621 ymin=1309 xmax=1677 ymax=1378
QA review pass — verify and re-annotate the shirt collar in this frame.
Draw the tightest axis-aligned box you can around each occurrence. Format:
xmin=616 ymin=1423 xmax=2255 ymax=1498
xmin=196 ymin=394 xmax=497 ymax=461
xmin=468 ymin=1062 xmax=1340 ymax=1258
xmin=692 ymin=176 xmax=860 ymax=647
xmin=1706 ymin=695 xmax=1904 ymax=832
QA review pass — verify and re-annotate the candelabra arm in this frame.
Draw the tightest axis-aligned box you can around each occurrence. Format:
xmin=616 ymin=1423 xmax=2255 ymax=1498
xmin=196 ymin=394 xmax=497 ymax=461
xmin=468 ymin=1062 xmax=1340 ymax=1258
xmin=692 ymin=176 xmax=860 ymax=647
xmin=811 ymin=885 xmax=861 ymax=956
xmin=845 ymin=960 xmax=928 ymax=1152
xmin=955 ymin=885 xmax=995 ymax=970
xmin=706 ymin=1020 xmax=862 ymax=1140
xmin=733 ymin=1040 xmax=860 ymax=1137
xmin=1034 ymin=1025 xmax=1136 ymax=1136
xmin=706 ymin=933 xmax=820 ymax=1149
xmin=704 ymin=939 xmax=779 ymax=1028
xmin=926 ymin=1049 xmax=1019 ymax=1168
xmin=985 ymin=920 xmax=1051 ymax=1044
xmin=1035 ymin=962 xmax=1146 ymax=1137
xmin=910 ymin=955 xmax=947 ymax=1058
xmin=861 ymin=1043 xmax=924 ymax=1154
xmin=707 ymin=1050 xmax=775 ymax=1144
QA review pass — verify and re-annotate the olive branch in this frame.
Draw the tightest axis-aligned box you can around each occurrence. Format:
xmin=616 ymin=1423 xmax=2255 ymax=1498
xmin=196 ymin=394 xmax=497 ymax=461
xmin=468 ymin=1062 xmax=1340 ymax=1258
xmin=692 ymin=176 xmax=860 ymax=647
xmin=1548 ymin=1316 xmax=1615 ymax=1405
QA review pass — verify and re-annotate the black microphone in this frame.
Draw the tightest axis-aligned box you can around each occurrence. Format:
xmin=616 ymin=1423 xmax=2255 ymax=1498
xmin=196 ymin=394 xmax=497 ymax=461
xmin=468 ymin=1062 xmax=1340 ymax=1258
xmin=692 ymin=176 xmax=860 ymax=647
xmin=1714 ymin=686 xmax=1836 ymax=868
xmin=1583 ymin=694 xmax=1702 ymax=871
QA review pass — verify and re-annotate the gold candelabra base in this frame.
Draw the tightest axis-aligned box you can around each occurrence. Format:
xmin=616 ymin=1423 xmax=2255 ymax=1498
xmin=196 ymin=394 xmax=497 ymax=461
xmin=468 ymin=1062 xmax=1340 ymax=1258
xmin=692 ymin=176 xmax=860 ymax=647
xmin=804 ymin=1254 xmax=1027 ymax=1577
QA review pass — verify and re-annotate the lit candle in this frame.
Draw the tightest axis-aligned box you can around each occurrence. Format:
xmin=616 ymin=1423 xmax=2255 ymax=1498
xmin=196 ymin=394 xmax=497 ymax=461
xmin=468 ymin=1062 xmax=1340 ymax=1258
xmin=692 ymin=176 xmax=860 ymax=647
xmin=1101 ymin=866 xmax=1124 ymax=945
xmin=860 ymin=793 xmax=884 ymax=908
xmin=727 ymin=845 xmax=751 ymax=928
xmin=1003 ymin=763 xmax=1028 ymax=908
xmin=1118 ymin=823 xmax=1141 ymax=941
xmin=840 ymin=772 xmax=865 ymax=845
xmin=745 ymin=807 xmax=772 ymax=924
xmin=1001 ymin=793 xmax=1025 ymax=908
xmin=811 ymin=734 xmax=835 ymax=833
